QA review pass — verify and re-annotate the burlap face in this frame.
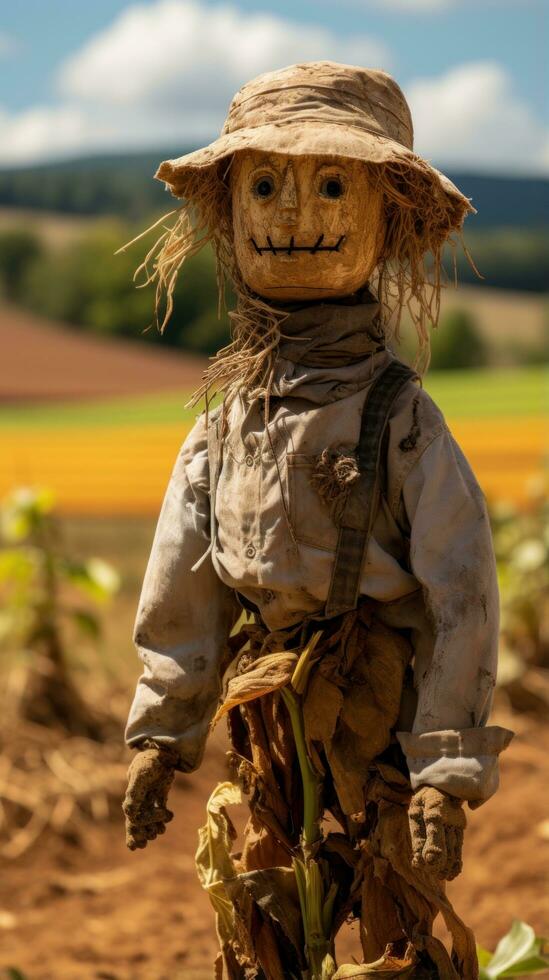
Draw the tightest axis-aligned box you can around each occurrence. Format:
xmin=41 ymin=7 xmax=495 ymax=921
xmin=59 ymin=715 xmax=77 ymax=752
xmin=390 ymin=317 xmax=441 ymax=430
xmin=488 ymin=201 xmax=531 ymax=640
xmin=231 ymin=151 xmax=385 ymax=301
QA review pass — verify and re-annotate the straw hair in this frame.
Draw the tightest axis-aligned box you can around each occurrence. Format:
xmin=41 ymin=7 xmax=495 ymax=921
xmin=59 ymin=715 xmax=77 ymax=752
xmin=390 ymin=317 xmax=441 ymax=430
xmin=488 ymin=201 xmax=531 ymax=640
xmin=122 ymin=154 xmax=475 ymax=407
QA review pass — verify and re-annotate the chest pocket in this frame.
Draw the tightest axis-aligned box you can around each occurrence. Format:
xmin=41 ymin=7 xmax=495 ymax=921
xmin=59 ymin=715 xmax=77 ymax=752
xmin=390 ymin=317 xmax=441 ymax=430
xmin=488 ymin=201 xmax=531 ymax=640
xmin=287 ymin=452 xmax=339 ymax=553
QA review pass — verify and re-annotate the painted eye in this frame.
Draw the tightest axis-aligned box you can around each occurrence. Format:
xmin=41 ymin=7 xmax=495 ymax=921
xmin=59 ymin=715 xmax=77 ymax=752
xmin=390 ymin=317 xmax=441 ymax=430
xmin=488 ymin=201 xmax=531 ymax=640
xmin=253 ymin=175 xmax=276 ymax=199
xmin=319 ymin=177 xmax=344 ymax=199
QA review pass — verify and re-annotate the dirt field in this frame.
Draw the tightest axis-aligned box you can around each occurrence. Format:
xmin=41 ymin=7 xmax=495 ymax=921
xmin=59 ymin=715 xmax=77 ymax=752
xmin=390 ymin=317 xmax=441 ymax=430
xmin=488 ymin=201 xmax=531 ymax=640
xmin=0 ymin=304 xmax=207 ymax=403
xmin=0 ymin=709 xmax=547 ymax=980
xmin=0 ymin=517 xmax=548 ymax=978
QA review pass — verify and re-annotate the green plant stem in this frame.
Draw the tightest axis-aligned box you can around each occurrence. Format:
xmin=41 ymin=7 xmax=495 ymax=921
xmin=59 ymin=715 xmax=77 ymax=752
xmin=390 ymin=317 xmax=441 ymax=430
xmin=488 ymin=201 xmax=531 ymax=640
xmin=282 ymin=686 xmax=336 ymax=979
xmin=280 ymin=686 xmax=320 ymax=847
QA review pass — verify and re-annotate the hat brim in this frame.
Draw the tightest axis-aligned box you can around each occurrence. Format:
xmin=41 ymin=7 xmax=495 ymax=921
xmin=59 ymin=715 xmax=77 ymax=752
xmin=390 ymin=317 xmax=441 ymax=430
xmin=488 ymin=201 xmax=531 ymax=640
xmin=155 ymin=120 xmax=471 ymax=215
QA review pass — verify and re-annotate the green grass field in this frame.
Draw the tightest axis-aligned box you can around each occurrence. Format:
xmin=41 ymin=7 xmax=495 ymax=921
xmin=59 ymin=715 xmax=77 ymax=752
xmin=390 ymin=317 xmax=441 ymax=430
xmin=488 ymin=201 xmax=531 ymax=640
xmin=0 ymin=366 xmax=545 ymax=429
xmin=423 ymin=365 xmax=546 ymax=418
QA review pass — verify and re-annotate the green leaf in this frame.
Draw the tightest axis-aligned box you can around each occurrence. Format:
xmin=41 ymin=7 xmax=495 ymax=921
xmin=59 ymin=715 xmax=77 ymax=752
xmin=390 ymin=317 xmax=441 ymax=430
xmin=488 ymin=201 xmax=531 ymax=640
xmin=1 ymin=487 xmax=55 ymax=542
xmin=477 ymin=947 xmax=494 ymax=969
xmin=502 ymin=937 xmax=549 ymax=976
xmin=500 ymin=955 xmax=549 ymax=976
xmin=62 ymin=558 xmax=119 ymax=601
xmin=511 ymin=538 xmax=547 ymax=572
xmin=4 ymin=968 xmax=29 ymax=980
xmin=0 ymin=549 xmax=37 ymax=585
xmin=486 ymin=921 xmax=540 ymax=978
xmin=85 ymin=558 xmax=120 ymax=598
xmin=70 ymin=608 xmax=101 ymax=639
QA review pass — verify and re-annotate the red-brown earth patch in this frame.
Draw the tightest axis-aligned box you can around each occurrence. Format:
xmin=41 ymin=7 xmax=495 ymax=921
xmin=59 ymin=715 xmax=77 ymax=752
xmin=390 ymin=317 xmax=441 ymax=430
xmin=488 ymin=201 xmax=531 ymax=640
xmin=0 ymin=305 xmax=206 ymax=403
xmin=0 ymin=711 xmax=547 ymax=980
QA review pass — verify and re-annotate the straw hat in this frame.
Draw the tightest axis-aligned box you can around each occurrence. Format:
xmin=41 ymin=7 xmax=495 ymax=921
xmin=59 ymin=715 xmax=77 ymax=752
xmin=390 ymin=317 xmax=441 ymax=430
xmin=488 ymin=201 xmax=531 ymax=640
xmin=156 ymin=60 xmax=469 ymax=216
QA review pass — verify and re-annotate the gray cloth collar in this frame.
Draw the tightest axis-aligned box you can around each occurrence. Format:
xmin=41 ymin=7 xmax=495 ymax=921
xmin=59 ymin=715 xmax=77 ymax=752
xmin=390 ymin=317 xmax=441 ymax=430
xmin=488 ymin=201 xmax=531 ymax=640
xmin=276 ymin=286 xmax=385 ymax=369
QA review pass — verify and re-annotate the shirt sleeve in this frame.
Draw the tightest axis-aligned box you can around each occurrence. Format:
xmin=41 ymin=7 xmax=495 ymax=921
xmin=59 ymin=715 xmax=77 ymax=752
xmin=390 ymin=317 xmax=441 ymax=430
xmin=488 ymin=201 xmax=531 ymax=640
xmin=125 ymin=413 xmax=239 ymax=772
xmin=395 ymin=425 xmax=513 ymax=804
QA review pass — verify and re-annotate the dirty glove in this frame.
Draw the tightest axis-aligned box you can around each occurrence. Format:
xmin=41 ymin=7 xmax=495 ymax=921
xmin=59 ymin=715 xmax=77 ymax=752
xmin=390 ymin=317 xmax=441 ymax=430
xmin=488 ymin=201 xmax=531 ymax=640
xmin=123 ymin=742 xmax=178 ymax=850
xmin=408 ymin=785 xmax=466 ymax=881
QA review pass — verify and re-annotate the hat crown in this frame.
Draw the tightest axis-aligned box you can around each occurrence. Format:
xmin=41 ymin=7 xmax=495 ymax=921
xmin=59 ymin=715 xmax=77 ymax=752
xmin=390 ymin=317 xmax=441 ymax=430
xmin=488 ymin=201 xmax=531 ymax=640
xmin=222 ymin=61 xmax=414 ymax=152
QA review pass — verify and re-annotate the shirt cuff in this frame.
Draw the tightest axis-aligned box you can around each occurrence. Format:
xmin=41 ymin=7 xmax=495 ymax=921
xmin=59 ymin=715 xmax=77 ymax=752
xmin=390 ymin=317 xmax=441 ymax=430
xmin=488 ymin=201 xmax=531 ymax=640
xmin=396 ymin=726 xmax=514 ymax=805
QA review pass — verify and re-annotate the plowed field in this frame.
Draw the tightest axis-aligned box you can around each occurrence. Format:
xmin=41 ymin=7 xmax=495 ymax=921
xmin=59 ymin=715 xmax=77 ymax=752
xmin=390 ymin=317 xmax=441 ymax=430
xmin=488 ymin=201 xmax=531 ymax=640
xmin=1 ymin=713 xmax=547 ymax=980
xmin=0 ymin=304 xmax=206 ymax=403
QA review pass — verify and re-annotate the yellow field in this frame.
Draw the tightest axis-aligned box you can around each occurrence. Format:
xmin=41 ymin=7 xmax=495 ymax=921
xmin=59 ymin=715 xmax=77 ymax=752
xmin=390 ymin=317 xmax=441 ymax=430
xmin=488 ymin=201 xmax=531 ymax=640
xmin=1 ymin=417 xmax=545 ymax=514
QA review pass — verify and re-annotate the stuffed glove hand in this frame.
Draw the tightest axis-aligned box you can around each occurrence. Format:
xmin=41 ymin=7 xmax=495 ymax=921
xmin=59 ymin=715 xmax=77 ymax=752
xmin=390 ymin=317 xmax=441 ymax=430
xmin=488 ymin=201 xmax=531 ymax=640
xmin=408 ymin=785 xmax=466 ymax=881
xmin=123 ymin=743 xmax=178 ymax=850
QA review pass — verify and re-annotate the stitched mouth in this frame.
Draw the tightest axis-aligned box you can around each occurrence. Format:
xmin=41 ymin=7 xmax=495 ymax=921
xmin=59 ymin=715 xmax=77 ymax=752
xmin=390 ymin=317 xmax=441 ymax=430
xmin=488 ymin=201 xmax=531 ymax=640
xmin=250 ymin=234 xmax=345 ymax=256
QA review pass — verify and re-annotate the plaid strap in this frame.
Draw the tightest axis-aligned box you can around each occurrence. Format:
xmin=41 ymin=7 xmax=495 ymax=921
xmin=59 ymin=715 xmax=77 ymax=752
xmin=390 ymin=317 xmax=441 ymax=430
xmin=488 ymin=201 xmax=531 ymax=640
xmin=325 ymin=360 xmax=417 ymax=618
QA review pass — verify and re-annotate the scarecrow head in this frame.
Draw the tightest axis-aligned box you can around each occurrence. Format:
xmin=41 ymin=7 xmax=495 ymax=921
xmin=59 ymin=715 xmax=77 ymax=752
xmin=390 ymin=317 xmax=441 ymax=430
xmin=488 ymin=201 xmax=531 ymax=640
xmin=230 ymin=152 xmax=385 ymax=302
xmin=136 ymin=62 xmax=474 ymax=401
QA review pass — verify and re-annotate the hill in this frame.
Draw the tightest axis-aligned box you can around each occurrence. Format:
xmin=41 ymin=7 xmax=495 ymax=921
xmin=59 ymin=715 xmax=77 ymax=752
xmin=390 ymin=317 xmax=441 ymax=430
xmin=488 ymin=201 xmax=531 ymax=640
xmin=0 ymin=304 xmax=206 ymax=403
xmin=0 ymin=149 xmax=547 ymax=229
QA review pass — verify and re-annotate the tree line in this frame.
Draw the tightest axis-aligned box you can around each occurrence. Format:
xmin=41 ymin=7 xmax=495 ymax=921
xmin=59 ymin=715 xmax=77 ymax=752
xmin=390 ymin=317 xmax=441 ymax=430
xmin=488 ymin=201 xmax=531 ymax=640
xmin=0 ymin=220 xmax=546 ymax=369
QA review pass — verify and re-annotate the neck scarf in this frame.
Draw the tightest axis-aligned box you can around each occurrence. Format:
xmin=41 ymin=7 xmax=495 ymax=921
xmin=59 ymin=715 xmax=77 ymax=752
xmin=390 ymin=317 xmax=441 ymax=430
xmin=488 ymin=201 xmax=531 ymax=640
xmin=276 ymin=287 xmax=385 ymax=369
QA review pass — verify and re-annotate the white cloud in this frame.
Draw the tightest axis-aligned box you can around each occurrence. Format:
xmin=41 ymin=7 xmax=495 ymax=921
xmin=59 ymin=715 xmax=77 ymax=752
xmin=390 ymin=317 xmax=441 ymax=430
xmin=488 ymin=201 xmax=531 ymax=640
xmin=57 ymin=0 xmax=390 ymax=112
xmin=408 ymin=61 xmax=549 ymax=174
xmin=0 ymin=103 xmax=180 ymax=166
xmin=371 ymin=0 xmax=453 ymax=9
xmin=0 ymin=106 xmax=86 ymax=164
xmin=328 ymin=0 xmax=515 ymax=11
xmin=0 ymin=0 xmax=390 ymax=165
xmin=317 ymin=0 xmax=456 ymax=11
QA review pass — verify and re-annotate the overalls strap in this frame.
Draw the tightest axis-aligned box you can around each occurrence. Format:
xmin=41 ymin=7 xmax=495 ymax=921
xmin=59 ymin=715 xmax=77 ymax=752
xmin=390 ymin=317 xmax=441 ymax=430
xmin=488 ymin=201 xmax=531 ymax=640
xmin=325 ymin=359 xmax=417 ymax=618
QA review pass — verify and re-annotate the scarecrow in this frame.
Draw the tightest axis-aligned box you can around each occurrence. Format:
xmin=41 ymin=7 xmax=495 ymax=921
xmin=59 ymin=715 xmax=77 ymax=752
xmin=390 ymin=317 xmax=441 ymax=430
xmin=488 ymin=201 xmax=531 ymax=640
xmin=123 ymin=63 xmax=513 ymax=979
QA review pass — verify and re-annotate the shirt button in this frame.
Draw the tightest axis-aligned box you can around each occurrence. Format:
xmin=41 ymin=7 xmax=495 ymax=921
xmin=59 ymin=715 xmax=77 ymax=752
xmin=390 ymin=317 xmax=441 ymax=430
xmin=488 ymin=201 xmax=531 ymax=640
xmin=245 ymin=545 xmax=256 ymax=559
xmin=245 ymin=454 xmax=254 ymax=467
xmin=264 ymin=590 xmax=275 ymax=603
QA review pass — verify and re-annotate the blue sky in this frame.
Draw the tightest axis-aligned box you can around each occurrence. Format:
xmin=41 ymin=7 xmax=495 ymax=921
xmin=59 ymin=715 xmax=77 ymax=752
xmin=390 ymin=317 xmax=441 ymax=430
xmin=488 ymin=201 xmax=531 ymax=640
xmin=0 ymin=0 xmax=547 ymax=173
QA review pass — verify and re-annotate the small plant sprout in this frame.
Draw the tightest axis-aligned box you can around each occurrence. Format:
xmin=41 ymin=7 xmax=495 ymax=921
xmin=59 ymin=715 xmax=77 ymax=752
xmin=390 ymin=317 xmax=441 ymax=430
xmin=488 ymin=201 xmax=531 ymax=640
xmin=477 ymin=921 xmax=549 ymax=979
xmin=0 ymin=486 xmax=119 ymax=736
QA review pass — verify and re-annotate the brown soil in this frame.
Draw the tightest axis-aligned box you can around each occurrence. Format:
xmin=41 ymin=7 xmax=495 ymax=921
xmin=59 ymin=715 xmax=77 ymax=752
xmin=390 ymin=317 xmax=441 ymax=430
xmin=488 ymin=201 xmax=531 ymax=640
xmin=0 ymin=710 xmax=547 ymax=980
xmin=0 ymin=304 xmax=207 ymax=403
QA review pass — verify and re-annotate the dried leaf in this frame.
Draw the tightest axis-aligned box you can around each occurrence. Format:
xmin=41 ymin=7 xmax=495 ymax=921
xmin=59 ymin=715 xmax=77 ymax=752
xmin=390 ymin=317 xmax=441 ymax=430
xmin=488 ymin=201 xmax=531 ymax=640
xmin=333 ymin=941 xmax=417 ymax=977
xmin=239 ymin=810 xmax=294 ymax=871
xmin=195 ymin=781 xmax=241 ymax=946
xmin=213 ymin=652 xmax=298 ymax=723
xmin=326 ymin=723 xmax=374 ymax=816
xmin=260 ymin=689 xmax=296 ymax=797
xmin=339 ymin=626 xmax=410 ymax=750
xmin=371 ymin=801 xmax=477 ymax=980
xmin=291 ymin=630 xmax=324 ymax=694
xmin=359 ymin=859 xmax=404 ymax=964
xmin=303 ymin=674 xmax=343 ymax=746
xmin=322 ymin=832 xmax=359 ymax=870
xmin=226 ymin=867 xmax=303 ymax=955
